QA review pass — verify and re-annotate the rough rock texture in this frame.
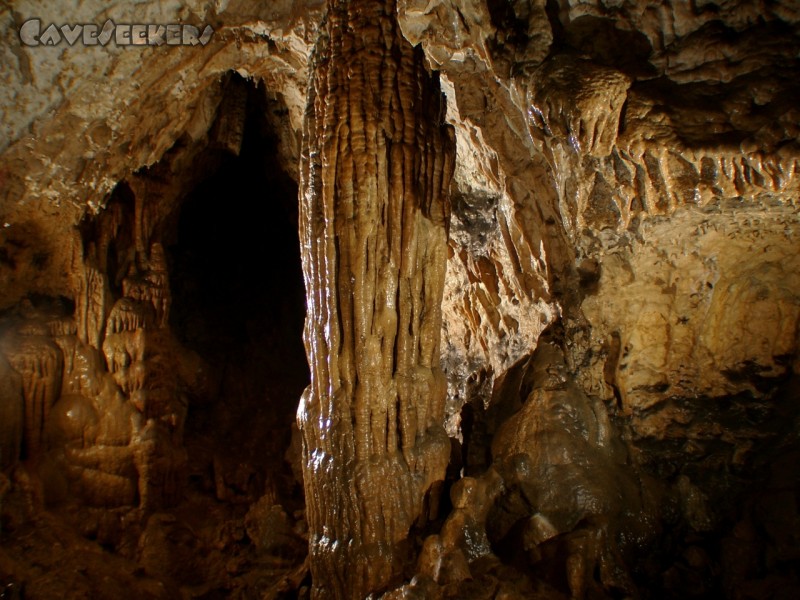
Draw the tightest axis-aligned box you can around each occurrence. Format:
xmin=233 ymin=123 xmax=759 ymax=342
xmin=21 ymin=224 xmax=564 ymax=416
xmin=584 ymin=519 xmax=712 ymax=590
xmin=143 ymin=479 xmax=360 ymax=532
xmin=1 ymin=4 xmax=315 ymax=592
xmin=2 ymin=0 xmax=800 ymax=599
xmin=297 ymin=1 xmax=455 ymax=596
xmin=393 ymin=0 xmax=800 ymax=597
xmin=0 ymin=0 xmax=324 ymax=310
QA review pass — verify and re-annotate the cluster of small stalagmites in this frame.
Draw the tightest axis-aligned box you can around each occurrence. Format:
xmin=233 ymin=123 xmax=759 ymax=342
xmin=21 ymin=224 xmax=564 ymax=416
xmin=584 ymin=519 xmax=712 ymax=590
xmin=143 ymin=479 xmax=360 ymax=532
xmin=85 ymin=235 xmax=190 ymax=509
xmin=297 ymin=0 xmax=455 ymax=597
xmin=0 ymin=202 xmax=197 ymax=515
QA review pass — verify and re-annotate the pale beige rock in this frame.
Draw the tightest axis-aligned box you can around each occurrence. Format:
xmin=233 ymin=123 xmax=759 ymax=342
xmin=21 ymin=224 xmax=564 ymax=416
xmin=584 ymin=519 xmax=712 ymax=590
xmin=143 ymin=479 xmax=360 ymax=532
xmin=580 ymin=206 xmax=800 ymax=438
xmin=527 ymin=55 xmax=631 ymax=158
xmin=0 ymin=0 xmax=324 ymax=311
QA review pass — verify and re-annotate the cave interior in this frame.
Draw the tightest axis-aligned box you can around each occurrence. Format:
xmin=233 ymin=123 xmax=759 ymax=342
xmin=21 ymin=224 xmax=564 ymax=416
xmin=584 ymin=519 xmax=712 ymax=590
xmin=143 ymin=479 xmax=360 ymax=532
xmin=1 ymin=1 xmax=799 ymax=599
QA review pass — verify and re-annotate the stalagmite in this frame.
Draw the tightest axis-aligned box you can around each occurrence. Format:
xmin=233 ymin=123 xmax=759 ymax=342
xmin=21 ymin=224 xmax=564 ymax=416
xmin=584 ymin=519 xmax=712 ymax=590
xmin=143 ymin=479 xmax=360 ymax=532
xmin=297 ymin=0 xmax=455 ymax=596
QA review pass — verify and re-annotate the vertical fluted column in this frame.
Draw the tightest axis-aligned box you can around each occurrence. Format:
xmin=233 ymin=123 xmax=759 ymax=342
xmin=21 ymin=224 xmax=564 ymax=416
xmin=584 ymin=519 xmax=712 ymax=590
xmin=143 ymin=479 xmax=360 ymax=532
xmin=297 ymin=0 xmax=455 ymax=597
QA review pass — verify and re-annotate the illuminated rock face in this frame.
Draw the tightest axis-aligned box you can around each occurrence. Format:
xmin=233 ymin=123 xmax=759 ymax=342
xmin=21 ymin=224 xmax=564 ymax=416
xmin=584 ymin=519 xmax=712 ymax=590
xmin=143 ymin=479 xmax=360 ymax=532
xmin=0 ymin=187 xmax=193 ymax=513
xmin=1 ymin=1 xmax=800 ymax=598
xmin=397 ymin=2 xmax=800 ymax=597
xmin=297 ymin=1 xmax=455 ymax=596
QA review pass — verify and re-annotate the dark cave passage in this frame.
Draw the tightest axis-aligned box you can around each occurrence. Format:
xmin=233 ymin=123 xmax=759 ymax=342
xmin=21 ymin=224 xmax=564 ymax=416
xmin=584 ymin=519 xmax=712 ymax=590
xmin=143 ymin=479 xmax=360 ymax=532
xmin=167 ymin=76 xmax=309 ymax=511
xmin=0 ymin=76 xmax=313 ymax=600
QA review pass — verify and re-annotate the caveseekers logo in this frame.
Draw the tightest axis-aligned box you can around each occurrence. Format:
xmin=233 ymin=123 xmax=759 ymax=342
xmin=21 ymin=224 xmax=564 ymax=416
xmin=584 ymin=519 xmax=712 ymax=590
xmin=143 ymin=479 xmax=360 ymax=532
xmin=19 ymin=18 xmax=214 ymax=47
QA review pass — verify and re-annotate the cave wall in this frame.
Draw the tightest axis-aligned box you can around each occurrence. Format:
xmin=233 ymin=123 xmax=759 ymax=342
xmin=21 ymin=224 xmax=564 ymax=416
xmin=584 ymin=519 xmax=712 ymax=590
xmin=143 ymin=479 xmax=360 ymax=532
xmin=0 ymin=0 xmax=322 ymax=310
xmin=1 ymin=0 xmax=799 ymax=598
xmin=396 ymin=1 xmax=800 ymax=596
xmin=0 ymin=71 xmax=313 ymax=597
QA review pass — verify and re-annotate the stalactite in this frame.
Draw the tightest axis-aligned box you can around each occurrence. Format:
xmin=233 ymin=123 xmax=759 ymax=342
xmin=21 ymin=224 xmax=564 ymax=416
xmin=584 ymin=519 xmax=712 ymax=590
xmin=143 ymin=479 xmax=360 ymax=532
xmin=106 ymin=298 xmax=156 ymax=335
xmin=0 ymin=354 xmax=24 ymax=469
xmin=297 ymin=0 xmax=455 ymax=597
xmin=3 ymin=333 xmax=63 ymax=460
xmin=75 ymin=259 xmax=111 ymax=349
xmin=211 ymin=76 xmax=248 ymax=155
xmin=121 ymin=244 xmax=171 ymax=329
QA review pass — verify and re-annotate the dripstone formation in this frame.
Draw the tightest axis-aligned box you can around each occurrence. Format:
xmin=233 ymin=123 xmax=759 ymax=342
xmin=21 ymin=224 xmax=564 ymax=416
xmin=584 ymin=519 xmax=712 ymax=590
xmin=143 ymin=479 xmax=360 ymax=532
xmin=1 ymin=1 xmax=799 ymax=599
xmin=297 ymin=1 xmax=455 ymax=596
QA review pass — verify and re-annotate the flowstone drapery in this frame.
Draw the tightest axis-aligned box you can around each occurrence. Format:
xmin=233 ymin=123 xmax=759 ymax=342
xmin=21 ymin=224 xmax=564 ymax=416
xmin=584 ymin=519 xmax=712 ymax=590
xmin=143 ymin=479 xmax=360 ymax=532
xmin=297 ymin=0 xmax=456 ymax=597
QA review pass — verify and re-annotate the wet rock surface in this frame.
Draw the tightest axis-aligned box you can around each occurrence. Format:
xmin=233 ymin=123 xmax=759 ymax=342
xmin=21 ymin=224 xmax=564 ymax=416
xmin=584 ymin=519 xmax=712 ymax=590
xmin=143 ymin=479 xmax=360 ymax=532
xmin=1 ymin=0 xmax=799 ymax=598
xmin=297 ymin=1 xmax=455 ymax=596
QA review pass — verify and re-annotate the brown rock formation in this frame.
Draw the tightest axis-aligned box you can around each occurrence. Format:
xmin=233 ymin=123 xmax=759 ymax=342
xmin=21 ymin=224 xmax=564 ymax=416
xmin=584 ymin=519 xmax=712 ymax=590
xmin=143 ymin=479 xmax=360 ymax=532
xmin=1 ymin=1 xmax=799 ymax=599
xmin=297 ymin=0 xmax=455 ymax=596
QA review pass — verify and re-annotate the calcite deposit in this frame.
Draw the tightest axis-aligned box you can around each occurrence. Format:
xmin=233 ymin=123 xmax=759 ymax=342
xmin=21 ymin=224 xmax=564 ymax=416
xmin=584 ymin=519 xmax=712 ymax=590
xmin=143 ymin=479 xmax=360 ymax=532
xmin=1 ymin=0 xmax=799 ymax=599
xmin=297 ymin=1 xmax=454 ymax=596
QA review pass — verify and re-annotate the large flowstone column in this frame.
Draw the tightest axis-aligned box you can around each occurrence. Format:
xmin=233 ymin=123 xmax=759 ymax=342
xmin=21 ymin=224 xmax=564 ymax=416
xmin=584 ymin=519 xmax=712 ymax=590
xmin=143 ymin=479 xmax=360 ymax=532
xmin=297 ymin=0 xmax=456 ymax=597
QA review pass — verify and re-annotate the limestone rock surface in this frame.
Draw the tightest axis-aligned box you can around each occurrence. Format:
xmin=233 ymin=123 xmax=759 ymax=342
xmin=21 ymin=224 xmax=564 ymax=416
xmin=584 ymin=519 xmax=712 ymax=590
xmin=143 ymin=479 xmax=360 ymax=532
xmin=1 ymin=0 xmax=799 ymax=599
